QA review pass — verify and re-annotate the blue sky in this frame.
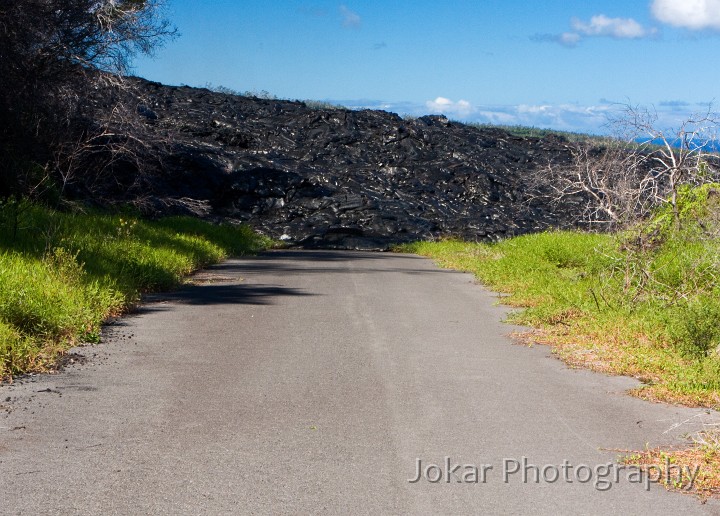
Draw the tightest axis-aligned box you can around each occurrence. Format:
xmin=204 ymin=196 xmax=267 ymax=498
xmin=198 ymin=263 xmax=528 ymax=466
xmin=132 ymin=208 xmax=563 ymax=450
xmin=134 ymin=1 xmax=720 ymax=134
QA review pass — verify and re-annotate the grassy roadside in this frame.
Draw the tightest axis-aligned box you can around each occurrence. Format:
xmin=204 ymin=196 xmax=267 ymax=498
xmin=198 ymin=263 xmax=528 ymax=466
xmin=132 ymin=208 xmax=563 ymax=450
xmin=397 ymin=186 xmax=720 ymax=498
xmin=620 ymin=433 xmax=720 ymax=500
xmin=397 ymin=230 xmax=720 ymax=408
xmin=0 ymin=202 xmax=272 ymax=380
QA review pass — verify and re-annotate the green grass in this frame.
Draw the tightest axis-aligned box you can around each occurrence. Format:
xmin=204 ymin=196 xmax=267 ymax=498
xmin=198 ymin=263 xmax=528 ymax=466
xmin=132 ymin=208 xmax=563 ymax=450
xmin=397 ymin=220 xmax=720 ymax=407
xmin=464 ymin=122 xmax=610 ymax=143
xmin=401 ymin=185 xmax=720 ymax=495
xmin=0 ymin=203 xmax=272 ymax=379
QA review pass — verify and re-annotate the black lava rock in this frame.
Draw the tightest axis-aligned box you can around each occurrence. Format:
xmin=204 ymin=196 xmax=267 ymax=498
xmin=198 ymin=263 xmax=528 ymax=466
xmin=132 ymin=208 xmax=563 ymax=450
xmin=90 ymin=78 xmax=584 ymax=250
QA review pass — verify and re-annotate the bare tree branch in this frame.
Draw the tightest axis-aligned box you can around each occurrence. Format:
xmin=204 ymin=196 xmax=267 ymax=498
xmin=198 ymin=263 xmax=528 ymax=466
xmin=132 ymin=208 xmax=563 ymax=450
xmin=528 ymin=105 xmax=720 ymax=230
xmin=0 ymin=0 xmax=176 ymax=202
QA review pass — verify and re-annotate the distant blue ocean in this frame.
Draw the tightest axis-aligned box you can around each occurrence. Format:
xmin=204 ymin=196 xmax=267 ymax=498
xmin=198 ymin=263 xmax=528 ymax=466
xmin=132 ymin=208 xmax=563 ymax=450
xmin=636 ymin=137 xmax=720 ymax=153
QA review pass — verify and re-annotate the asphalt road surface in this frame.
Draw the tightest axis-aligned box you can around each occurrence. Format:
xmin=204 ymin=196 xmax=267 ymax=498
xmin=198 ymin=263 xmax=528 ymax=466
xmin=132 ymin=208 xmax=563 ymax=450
xmin=2 ymin=250 xmax=719 ymax=515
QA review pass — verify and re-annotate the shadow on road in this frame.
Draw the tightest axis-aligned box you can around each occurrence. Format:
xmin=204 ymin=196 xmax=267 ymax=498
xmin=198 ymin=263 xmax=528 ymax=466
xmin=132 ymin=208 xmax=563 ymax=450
xmin=128 ymin=250 xmax=441 ymax=316
xmin=207 ymin=250 xmax=456 ymax=277
xmin=140 ymin=283 xmax=315 ymax=310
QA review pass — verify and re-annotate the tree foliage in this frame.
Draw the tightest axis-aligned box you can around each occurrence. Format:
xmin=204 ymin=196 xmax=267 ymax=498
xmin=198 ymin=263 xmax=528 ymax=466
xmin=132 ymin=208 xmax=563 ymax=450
xmin=0 ymin=0 xmax=174 ymax=200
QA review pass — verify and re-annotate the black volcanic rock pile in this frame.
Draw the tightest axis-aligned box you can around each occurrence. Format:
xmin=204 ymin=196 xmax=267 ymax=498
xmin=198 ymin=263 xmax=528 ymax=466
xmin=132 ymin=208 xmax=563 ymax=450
xmin=106 ymin=78 xmax=583 ymax=249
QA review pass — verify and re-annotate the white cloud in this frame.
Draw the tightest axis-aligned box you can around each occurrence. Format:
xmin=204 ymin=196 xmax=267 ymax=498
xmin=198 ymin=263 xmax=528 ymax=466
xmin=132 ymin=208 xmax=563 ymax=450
xmin=536 ymin=14 xmax=656 ymax=47
xmin=510 ymin=103 xmax=616 ymax=131
xmin=414 ymin=98 xmax=617 ymax=133
xmin=530 ymin=32 xmax=581 ymax=47
xmin=473 ymin=110 xmax=517 ymax=125
xmin=426 ymin=97 xmax=475 ymax=117
xmin=333 ymin=99 xmax=706 ymax=135
xmin=339 ymin=5 xmax=361 ymax=28
xmin=560 ymin=32 xmax=582 ymax=46
xmin=344 ymin=98 xmax=616 ymax=133
xmin=651 ymin=0 xmax=720 ymax=30
xmin=571 ymin=15 xmax=652 ymax=39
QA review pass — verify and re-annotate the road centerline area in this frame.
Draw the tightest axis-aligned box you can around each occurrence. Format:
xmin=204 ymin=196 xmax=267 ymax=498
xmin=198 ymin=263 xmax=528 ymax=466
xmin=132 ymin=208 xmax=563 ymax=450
xmin=1 ymin=250 xmax=718 ymax=514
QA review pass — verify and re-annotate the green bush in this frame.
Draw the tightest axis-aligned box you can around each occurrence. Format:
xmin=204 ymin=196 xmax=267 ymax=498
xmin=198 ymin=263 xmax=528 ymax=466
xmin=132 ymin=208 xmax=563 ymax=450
xmin=668 ymin=298 xmax=720 ymax=359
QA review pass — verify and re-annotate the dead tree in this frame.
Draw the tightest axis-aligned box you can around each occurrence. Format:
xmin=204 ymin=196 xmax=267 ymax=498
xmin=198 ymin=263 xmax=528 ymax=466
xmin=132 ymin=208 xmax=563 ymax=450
xmin=532 ymin=141 xmax=657 ymax=229
xmin=612 ymin=105 xmax=719 ymax=226
xmin=529 ymin=106 xmax=719 ymax=230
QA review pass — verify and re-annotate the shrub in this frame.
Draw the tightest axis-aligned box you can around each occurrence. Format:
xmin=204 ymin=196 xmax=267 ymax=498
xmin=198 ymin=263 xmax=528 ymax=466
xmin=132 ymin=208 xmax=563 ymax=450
xmin=668 ymin=298 xmax=720 ymax=359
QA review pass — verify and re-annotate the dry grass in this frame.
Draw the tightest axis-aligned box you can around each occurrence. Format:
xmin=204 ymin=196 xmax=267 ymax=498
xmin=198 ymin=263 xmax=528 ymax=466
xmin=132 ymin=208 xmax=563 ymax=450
xmin=621 ymin=431 xmax=720 ymax=499
xmin=513 ymin=324 xmax=720 ymax=410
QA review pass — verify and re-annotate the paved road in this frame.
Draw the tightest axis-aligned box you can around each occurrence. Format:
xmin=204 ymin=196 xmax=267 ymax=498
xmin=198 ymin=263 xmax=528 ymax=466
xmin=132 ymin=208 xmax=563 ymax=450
xmin=2 ymin=250 xmax=719 ymax=515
